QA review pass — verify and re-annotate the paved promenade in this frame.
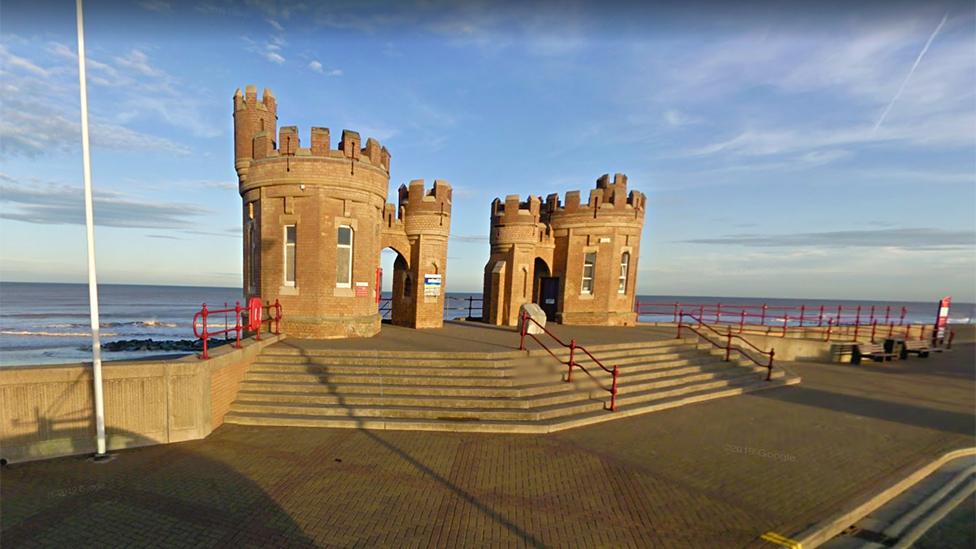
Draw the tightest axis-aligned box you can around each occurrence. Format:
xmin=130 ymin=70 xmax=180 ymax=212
xmin=2 ymin=344 xmax=973 ymax=547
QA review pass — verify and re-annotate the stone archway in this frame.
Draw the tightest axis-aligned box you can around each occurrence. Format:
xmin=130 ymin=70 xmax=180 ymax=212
xmin=379 ymin=246 xmax=412 ymax=326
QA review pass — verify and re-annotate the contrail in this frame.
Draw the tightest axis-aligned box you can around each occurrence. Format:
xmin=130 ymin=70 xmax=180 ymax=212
xmin=873 ymin=12 xmax=948 ymax=133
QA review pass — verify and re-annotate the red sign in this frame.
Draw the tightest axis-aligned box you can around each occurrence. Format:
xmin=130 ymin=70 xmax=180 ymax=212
xmin=355 ymin=285 xmax=369 ymax=297
xmin=933 ymin=296 xmax=951 ymax=343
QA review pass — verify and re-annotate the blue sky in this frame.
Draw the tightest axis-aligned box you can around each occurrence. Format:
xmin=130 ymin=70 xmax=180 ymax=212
xmin=1 ymin=0 xmax=974 ymax=301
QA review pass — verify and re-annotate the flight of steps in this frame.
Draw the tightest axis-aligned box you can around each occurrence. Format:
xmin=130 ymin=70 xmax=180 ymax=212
xmin=223 ymin=338 xmax=800 ymax=433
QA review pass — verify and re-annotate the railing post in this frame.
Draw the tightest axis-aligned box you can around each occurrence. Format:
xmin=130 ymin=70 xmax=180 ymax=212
xmin=919 ymin=325 xmax=927 ymax=340
xmin=519 ymin=310 xmax=527 ymax=351
xmin=853 ymin=318 xmax=860 ymax=341
xmin=837 ymin=305 xmax=843 ymax=326
xmin=715 ymin=302 xmax=721 ymax=324
xmin=760 ymin=303 xmax=767 ymax=325
xmin=234 ymin=301 xmax=242 ymax=348
xmin=567 ymin=339 xmax=576 ymax=382
xmin=274 ymin=298 xmax=282 ymax=334
xmin=672 ymin=302 xmax=678 ymax=323
xmin=855 ymin=305 xmax=861 ymax=331
xmin=870 ymin=319 xmax=877 ymax=343
xmin=899 ymin=307 xmax=906 ymax=326
xmin=869 ymin=305 xmax=875 ymax=325
xmin=739 ymin=310 xmax=746 ymax=334
xmin=888 ymin=322 xmax=894 ymax=338
xmin=223 ymin=301 xmax=229 ymax=342
xmin=468 ymin=296 xmax=473 ymax=319
xmin=724 ymin=326 xmax=732 ymax=362
xmin=676 ymin=310 xmax=683 ymax=339
xmin=698 ymin=305 xmax=704 ymax=328
xmin=610 ymin=366 xmax=619 ymax=412
xmin=947 ymin=330 xmax=955 ymax=349
xmin=884 ymin=305 xmax=891 ymax=325
xmin=201 ymin=303 xmax=209 ymax=360
xmin=766 ymin=349 xmax=774 ymax=381
xmin=799 ymin=305 xmax=805 ymax=327
xmin=782 ymin=315 xmax=789 ymax=337
xmin=904 ymin=324 xmax=910 ymax=339
xmin=818 ymin=305 xmax=824 ymax=327
xmin=825 ymin=318 xmax=833 ymax=342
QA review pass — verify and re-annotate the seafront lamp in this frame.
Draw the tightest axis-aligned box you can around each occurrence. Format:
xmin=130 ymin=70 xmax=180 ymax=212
xmin=75 ymin=0 xmax=109 ymax=460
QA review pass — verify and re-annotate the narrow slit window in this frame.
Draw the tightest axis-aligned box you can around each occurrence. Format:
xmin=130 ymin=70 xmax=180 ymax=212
xmin=581 ymin=252 xmax=596 ymax=294
xmin=284 ymin=225 xmax=296 ymax=286
xmin=618 ymin=252 xmax=630 ymax=294
xmin=337 ymin=226 xmax=353 ymax=287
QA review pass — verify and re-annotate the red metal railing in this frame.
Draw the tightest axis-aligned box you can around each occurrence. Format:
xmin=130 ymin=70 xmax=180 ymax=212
xmin=192 ymin=298 xmax=282 ymax=360
xmin=636 ymin=300 xmax=935 ymax=343
xmin=676 ymin=311 xmax=775 ymax=381
xmin=378 ymin=295 xmax=483 ymax=320
xmin=518 ymin=311 xmax=619 ymax=411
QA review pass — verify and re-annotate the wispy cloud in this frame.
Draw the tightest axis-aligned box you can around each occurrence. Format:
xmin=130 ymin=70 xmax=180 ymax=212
xmin=682 ymin=228 xmax=974 ymax=251
xmin=138 ymin=0 xmax=171 ymax=13
xmin=0 ymin=177 xmax=208 ymax=228
xmin=308 ymin=60 xmax=342 ymax=76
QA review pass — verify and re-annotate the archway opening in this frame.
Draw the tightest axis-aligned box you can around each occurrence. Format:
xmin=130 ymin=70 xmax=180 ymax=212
xmin=533 ymin=257 xmax=558 ymax=321
xmin=379 ymin=247 xmax=411 ymax=325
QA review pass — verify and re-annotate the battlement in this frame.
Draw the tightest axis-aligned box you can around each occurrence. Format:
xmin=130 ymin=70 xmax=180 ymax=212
xmin=489 ymin=195 xmax=544 ymax=227
xmin=234 ymin=85 xmax=277 ymax=112
xmin=544 ymin=173 xmax=645 ymax=218
xmin=233 ymin=85 xmax=391 ymax=173
xmin=397 ymin=179 xmax=452 ymax=216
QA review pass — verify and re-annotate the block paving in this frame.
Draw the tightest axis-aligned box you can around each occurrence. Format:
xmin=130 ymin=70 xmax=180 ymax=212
xmin=2 ymin=344 xmax=973 ymax=547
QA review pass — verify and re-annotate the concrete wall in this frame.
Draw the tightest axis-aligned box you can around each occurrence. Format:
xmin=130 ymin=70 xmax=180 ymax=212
xmin=0 ymin=335 xmax=281 ymax=464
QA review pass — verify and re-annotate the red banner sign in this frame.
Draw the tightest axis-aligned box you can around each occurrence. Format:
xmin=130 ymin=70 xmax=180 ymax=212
xmin=933 ymin=296 xmax=951 ymax=343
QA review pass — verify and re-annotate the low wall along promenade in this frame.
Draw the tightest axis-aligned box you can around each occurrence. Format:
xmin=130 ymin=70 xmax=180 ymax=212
xmin=0 ymin=335 xmax=282 ymax=464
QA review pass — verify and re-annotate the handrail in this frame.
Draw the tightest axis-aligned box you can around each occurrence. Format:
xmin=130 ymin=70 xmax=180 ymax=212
xmin=378 ymin=295 xmax=483 ymax=320
xmin=518 ymin=311 xmax=619 ymax=411
xmin=677 ymin=311 xmax=775 ymax=381
xmin=637 ymin=300 xmax=937 ymax=343
xmin=192 ymin=298 xmax=282 ymax=360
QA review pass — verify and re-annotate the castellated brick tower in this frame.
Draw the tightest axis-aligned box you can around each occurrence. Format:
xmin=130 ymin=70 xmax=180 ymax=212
xmin=483 ymin=173 xmax=645 ymax=327
xmin=233 ymin=85 xmax=451 ymax=338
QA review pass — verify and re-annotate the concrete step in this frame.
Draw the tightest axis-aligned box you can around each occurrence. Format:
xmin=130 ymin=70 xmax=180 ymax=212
xmin=248 ymin=363 xmax=514 ymax=378
xmin=253 ymin=355 xmax=515 ymax=368
xmin=259 ymin=345 xmax=523 ymax=360
xmin=229 ymin=366 xmax=770 ymax=423
xmin=242 ymin=371 xmax=519 ymax=387
xmin=222 ymin=373 xmax=800 ymax=433
xmin=237 ymin=378 xmax=572 ymax=398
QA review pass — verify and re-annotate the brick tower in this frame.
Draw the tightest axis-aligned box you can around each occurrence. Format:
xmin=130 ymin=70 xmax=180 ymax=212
xmin=483 ymin=174 xmax=645 ymax=326
xmin=233 ymin=85 xmax=451 ymax=338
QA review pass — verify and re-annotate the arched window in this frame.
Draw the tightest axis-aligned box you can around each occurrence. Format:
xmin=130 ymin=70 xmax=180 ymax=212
xmin=618 ymin=252 xmax=630 ymax=294
xmin=336 ymin=226 xmax=353 ymax=287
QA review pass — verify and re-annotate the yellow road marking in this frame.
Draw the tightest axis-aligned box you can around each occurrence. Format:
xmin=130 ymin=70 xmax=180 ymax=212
xmin=760 ymin=531 xmax=802 ymax=548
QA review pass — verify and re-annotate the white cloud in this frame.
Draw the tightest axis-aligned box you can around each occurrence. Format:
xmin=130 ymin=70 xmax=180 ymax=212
xmin=114 ymin=49 xmax=162 ymax=78
xmin=663 ymin=109 xmax=700 ymax=127
xmin=138 ymin=0 xmax=171 ymax=13
xmin=264 ymin=51 xmax=285 ymax=64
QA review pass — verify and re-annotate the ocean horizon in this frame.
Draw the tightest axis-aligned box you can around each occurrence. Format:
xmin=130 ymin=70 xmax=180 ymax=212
xmin=1 ymin=281 xmax=972 ymax=367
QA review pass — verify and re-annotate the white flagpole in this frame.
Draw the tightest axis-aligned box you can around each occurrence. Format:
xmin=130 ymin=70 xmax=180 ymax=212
xmin=75 ymin=0 xmax=107 ymax=457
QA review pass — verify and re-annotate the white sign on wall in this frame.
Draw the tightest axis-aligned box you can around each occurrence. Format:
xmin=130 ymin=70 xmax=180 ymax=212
xmin=424 ymin=274 xmax=442 ymax=297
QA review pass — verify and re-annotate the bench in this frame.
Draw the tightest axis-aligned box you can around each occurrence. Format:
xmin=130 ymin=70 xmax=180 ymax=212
xmin=853 ymin=343 xmax=897 ymax=364
xmin=901 ymin=339 xmax=931 ymax=359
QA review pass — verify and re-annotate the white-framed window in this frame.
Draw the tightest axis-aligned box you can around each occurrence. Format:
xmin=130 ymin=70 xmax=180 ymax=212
xmin=618 ymin=252 xmax=630 ymax=294
xmin=581 ymin=252 xmax=596 ymax=294
xmin=336 ymin=225 xmax=353 ymax=287
xmin=283 ymin=225 xmax=296 ymax=286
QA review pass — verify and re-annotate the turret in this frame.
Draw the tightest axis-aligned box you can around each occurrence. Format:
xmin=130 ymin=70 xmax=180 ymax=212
xmin=233 ymin=86 xmax=277 ymax=180
xmin=396 ymin=179 xmax=452 ymax=235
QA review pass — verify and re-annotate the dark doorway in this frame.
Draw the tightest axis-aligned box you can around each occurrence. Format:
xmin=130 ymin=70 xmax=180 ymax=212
xmin=538 ymin=277 xmax=559 ymax=321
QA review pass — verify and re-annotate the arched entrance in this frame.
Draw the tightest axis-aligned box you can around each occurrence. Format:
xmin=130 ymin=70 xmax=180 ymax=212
xmin=532 ymin=257 xmax=558 ymax=321
xmin=379 ymin=246 xmax=412 ymax=326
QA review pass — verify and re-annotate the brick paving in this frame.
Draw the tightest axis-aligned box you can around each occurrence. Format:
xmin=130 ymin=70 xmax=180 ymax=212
xmin=2 ymin=344 xmax=973 ymax=548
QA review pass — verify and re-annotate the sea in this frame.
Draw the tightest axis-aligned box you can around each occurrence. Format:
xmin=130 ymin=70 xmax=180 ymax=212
xmin=1 ymin=282 xmax=972 ymax=367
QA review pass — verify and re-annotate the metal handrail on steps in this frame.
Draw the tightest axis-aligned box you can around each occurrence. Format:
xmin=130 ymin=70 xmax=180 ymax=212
xmin=517 ymin=311 xmax=619 ymax=412
xmin=677 ymin=311 xmax=775 ymax=381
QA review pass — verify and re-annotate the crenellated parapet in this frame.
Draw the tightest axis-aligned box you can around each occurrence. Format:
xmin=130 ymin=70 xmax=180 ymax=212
xmin=394 ymin=179 xmax=452 ymax=236
xmin=544 ymin=174 xmax=645 ymax=224
xmin=233 ymin=84 xmax=391 ymax=186
xmin=489 ymin=195 xmax=554 ymax=249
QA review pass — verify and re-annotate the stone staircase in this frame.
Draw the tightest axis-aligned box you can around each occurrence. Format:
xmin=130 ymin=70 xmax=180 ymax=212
xmin=223 ymin=338 xmax=800 ymax=433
